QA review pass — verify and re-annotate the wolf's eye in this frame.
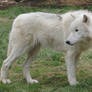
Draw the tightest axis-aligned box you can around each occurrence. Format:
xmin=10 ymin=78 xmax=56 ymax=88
xmin=75 ymin=29 xmax=79 ymax=32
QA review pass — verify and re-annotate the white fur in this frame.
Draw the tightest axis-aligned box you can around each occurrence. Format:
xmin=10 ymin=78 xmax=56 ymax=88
xmin=1 ymin=10 xmax=92 ymax=85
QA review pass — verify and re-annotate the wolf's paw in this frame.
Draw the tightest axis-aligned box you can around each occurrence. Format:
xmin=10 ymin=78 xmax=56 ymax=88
xmin=27 ymin=79 xmax=39 ymax=84
xmin=0 ymin=78 xmax=11 ymax=84
xmin=70 ymin=81 xmax=79 ymax=86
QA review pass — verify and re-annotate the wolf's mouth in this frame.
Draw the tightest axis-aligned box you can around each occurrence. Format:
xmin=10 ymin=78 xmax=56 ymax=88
xmin=68 ymin=43 xmax=74 ymax=46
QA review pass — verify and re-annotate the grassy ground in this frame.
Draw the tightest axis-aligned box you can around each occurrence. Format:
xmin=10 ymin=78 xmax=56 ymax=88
xmin=0 ymin=5 xmax=92 ymax=92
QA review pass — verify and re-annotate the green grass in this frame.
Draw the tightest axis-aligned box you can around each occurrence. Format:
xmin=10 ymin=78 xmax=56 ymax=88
xmin=0 ymin=5 xmax=88 ymax=19
xmin=0 ymin=5 xmax=92 ymax=92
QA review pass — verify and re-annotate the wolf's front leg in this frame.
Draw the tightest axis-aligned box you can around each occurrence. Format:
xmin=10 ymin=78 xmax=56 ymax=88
xmin=65 ymin=48 xmax=81 ymax=86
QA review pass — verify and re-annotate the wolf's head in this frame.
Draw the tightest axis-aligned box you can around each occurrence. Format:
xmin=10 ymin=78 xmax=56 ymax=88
xmin=66 ymin=15 xmax=91 ymax=46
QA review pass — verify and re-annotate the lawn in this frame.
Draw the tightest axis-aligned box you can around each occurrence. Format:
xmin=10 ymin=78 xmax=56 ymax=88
xmin=0 ymin=5 xmax=92 ymax=92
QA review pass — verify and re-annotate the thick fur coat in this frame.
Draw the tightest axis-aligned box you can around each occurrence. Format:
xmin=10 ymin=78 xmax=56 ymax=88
xmin=1 ymin=10 xmax=92 ymax=85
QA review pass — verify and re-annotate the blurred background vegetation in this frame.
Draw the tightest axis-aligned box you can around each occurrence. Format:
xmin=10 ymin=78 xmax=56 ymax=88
xmin=0 ymin=0 xmax=92 ymax=9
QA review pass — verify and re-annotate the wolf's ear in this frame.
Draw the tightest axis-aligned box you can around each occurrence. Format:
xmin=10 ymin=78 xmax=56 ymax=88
xmin=83 ymin=15 xmax=89 ymax=23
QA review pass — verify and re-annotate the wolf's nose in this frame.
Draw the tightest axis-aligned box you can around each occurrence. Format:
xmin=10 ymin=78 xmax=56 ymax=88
xmin=66 ymin=41 xmax=71 ymax=45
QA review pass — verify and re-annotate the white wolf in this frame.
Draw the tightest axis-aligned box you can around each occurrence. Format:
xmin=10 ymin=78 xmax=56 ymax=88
xmin=0 ymin=10 xmax=92 ymax=86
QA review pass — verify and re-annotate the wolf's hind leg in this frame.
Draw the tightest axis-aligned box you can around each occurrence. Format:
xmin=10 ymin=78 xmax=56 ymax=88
xmin=1 ymin=48 xmax=22 ymax=84
xmin=0 ymin=44 xmax=31 ymax=84
xmin=23 ymin=44 xmax=40 ymax=84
